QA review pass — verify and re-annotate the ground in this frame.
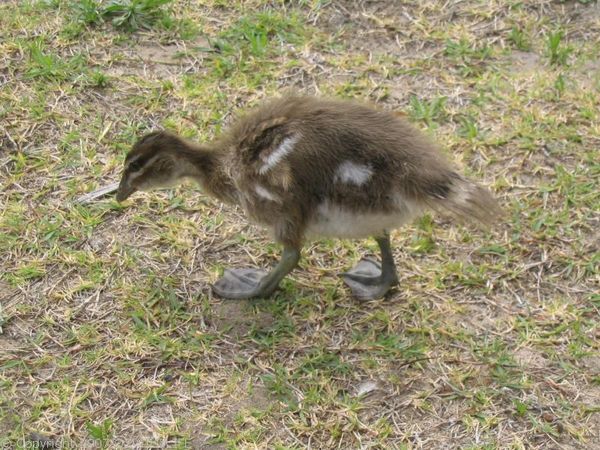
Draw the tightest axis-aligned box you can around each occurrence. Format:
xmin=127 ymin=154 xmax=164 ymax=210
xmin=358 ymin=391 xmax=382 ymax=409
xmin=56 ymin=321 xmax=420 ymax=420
xmin=0 ymin=0 xmax=599 ymax=449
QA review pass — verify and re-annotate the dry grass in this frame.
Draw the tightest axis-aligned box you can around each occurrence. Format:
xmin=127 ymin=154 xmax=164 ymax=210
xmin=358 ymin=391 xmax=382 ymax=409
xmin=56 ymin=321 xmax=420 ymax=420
xmin=1 ymin=0 xmax=599 ymax=449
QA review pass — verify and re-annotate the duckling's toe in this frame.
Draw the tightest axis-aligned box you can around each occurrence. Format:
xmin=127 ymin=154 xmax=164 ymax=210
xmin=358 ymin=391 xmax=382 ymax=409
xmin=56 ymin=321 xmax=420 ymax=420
xmin=212 ymin=268 xmax=269 ymax=299
xmin=340 ymin=258 xmax=398 ymax=301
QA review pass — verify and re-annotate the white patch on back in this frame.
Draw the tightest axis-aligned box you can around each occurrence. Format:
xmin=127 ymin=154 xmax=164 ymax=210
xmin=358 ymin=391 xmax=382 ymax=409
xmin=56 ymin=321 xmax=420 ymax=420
xmin=334 ymin=161 xmax=373 ymax=186
xmin=254 ymin=184 xmax=280 ymax=203
xmin=307 ymin=195 xmax=422 ymax=239
xmin=259 ymin=134 xmax=300 ymax=174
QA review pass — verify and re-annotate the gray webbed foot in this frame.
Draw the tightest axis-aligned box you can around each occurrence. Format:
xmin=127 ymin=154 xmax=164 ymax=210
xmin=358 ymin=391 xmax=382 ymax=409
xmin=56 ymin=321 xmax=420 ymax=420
xmin=340 ymin=258 xmax=398 ymax=301
xmin=211 ymin=247 xmax=301 ymax=300
xmin=212 ymin=268 xmax=271 ymax=299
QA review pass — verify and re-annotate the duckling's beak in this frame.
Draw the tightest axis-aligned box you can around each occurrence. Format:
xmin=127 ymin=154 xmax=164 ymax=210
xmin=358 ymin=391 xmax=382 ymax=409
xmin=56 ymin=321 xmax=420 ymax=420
xmin=116 ymin=180 xmax=136 ymax=202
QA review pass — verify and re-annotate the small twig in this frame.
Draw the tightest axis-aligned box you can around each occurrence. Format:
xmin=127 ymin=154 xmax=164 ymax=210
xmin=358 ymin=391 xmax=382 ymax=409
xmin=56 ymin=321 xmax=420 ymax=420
xmin=74 ymin=182 xmax=119 ymax=204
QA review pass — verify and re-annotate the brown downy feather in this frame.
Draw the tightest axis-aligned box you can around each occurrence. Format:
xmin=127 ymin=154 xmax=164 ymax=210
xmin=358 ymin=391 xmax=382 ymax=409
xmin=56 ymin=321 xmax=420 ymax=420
xmin=118 ymin=95 xmax=503 ymax=247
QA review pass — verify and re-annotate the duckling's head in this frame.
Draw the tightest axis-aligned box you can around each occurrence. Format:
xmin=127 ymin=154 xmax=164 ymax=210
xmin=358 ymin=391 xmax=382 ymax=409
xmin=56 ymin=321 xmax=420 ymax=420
xmin=116 ymin=131 xmax=188 ymax=202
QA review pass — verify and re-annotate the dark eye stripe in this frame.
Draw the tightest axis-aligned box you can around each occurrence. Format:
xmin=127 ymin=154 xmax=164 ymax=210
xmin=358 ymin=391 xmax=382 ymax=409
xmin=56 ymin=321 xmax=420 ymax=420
xmin=128 ymin=159 xmax=144 ymax=171
xmin=125 ymin=153 xmax=149 ymax=171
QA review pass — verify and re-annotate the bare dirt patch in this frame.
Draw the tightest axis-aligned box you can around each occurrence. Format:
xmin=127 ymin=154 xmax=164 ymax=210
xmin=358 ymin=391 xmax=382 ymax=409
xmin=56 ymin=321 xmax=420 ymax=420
xmin=210 ymin=301 xmax=275 ymax=337
xmin=509 ymin=50 xmax=543 ymax=74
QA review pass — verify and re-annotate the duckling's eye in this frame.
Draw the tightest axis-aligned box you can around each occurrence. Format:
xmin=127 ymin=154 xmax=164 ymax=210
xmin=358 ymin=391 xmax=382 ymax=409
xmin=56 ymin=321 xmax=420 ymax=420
xmin=128 ymin=160 xmax=143 ymax=172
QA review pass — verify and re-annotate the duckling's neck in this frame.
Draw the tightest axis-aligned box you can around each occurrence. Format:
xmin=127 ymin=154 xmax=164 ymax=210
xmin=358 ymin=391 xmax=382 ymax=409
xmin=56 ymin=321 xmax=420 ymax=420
xmin=178 ymin=141 xmax=238 ymax=205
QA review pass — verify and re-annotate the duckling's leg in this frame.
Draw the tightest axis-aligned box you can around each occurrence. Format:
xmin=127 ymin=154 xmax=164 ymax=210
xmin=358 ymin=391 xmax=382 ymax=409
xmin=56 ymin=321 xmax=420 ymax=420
xmin=340 ymin=232 xmax=399 ymax=300
xmin=212 ymin=247 xmax=300 ymax=299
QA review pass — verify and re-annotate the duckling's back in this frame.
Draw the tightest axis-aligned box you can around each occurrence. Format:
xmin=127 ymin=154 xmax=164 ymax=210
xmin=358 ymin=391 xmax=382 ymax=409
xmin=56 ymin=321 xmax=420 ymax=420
xmin=222 ymin=96 xmax=501 ymax=237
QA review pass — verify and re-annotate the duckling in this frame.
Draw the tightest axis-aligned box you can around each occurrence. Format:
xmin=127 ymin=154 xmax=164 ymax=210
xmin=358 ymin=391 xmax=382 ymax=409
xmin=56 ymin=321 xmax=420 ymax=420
xmin=116 ymin=96 xmax=502 ymax=300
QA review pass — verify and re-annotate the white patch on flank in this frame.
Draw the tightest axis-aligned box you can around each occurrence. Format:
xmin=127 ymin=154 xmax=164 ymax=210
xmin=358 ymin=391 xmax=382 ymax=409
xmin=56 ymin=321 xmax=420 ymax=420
xmin=259 ymin=134 xmax=300 ymax=174
xmin=334 ymin=161 xmax=373 ymax=186
xmin=307 ymin=194 xmax=422 ymax=239
xmin=254 ymin=184 xmax=280 ymax=203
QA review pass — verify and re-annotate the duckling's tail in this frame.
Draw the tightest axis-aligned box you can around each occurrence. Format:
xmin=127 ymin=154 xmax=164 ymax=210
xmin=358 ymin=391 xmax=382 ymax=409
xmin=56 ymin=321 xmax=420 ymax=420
xmin=427 ymin=173 xmax=503 ymax=227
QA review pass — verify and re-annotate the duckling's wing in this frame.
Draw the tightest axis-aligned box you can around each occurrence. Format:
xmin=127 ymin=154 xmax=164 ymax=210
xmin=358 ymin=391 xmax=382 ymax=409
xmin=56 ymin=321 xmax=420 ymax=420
xmin=235 ymin=116 xmax=300 ymax=192
xmin=238 ymin=117 xmax=290 ymax=162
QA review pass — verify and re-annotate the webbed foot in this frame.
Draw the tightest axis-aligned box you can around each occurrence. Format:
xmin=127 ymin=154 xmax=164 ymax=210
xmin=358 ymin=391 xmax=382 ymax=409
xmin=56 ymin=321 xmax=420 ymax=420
xmin=212 ymin=268 xmax=272 ymax=299
xmin=340 ymin=258 xmax=398 ymax=300
xmin=211 ymin=247 xmax=301 ymax=300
